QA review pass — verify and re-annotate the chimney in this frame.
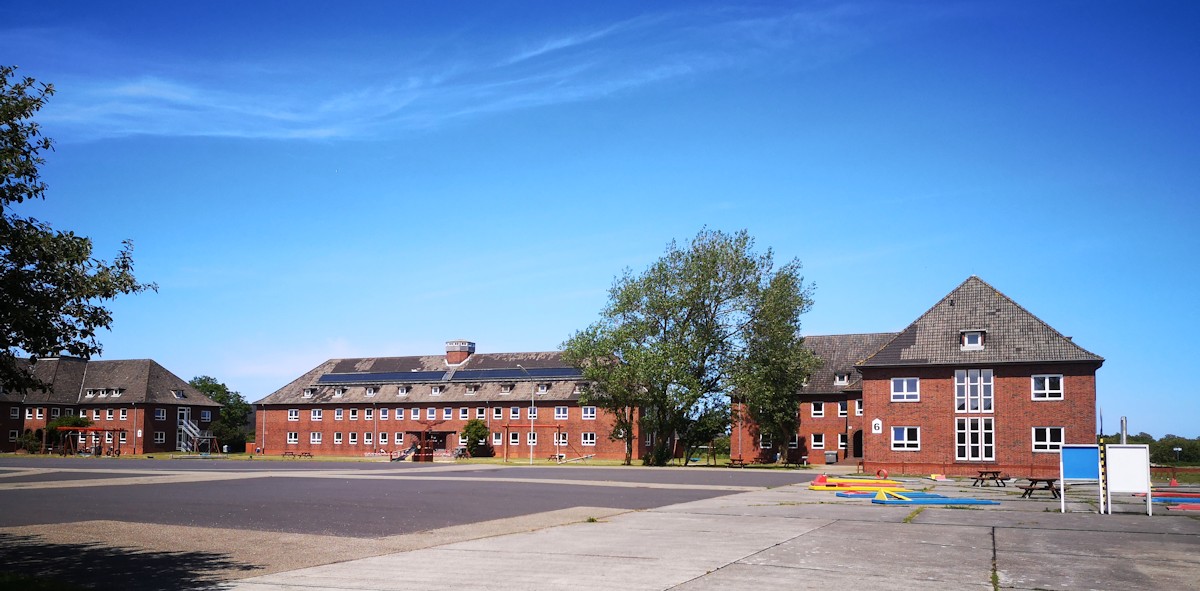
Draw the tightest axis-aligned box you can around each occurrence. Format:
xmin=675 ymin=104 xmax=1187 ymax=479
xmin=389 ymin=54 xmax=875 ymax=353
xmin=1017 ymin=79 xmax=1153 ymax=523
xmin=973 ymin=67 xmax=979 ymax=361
xmin=445 ymin=340 xmax=476 ymax=365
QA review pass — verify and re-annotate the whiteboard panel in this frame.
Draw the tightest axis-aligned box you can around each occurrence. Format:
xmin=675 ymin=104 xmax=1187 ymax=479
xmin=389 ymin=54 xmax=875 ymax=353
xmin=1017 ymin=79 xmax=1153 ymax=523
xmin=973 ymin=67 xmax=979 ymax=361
xmin=1106 ymin=445 xmax=1151 ymax=493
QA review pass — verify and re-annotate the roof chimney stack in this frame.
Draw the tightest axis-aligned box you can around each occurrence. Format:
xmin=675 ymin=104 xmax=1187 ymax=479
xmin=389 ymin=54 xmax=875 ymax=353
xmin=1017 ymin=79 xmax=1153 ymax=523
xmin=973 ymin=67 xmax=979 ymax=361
xmin=445 ymin=340 xmax=476 ymax=365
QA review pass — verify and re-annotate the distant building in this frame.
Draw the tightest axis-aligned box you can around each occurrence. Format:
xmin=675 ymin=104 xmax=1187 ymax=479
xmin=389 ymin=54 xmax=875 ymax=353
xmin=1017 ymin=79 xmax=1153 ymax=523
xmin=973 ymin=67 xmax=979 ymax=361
xmin=0 ymin=357 xmax=221 ymax=454
xmin=254 ymin=341 xmax=629 ymax=461
xmin=734 ymin=277 xmax=1103 ymax=477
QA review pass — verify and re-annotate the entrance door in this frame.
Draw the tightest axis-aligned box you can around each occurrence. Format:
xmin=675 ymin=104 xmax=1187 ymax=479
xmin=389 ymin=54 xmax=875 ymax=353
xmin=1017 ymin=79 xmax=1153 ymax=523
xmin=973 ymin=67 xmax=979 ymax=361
xmin=852 ymin=429 xmax=863 ymax=458
xmin=176 ymin=407 xmax=191 ymax=451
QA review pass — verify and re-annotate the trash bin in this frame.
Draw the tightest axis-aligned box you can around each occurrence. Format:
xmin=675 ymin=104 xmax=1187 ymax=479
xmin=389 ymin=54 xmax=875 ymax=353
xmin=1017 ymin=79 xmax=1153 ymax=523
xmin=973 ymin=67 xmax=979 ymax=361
xmin=825 ymin=451 xmax=838 ymax=464
xmin=222 ymin=445 xmax=229 ymax=453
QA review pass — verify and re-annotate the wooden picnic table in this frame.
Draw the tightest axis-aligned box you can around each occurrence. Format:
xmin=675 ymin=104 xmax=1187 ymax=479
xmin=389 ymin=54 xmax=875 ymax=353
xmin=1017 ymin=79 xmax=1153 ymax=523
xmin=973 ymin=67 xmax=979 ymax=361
xmin=281 ymin=451 xmax=296 ymax=458
xmin=972 ymin=469 xmax=1008 ymax=487
xmin=1019 ymin=477 xmax=1061 ymax=499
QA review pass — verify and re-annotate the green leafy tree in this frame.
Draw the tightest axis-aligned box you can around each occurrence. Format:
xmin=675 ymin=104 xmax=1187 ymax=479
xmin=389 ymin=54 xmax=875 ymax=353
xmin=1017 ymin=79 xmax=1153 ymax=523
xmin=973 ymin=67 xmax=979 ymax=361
xmin=461 ymin=418 xmax=492 ymax=457
xmin=45 ymin=413 xmax=92 ymax=448
xmin=1 ymin=66 xmax=155 ymax=393
xmin=189 ymin=376 xmax=251 ymax=448
xmin=562 ymin=326 xmax=646 ymax=465
xmin=563 ymin=229 xmax=815 ymax=466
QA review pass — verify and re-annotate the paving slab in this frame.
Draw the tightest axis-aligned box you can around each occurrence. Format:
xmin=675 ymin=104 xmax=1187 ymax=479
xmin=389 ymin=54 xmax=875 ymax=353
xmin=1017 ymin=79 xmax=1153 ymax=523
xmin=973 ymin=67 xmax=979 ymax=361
xmin=995 ymin=526 xmax=1200 ymax=590
xmin=671 ymin=562 xmax=993 ymax=591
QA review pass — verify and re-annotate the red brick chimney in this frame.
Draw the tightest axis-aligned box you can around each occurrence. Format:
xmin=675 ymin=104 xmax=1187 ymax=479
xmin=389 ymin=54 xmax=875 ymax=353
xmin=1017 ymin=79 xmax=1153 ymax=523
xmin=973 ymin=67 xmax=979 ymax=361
xmin=445 ymin=340 xmax=476 ymax=365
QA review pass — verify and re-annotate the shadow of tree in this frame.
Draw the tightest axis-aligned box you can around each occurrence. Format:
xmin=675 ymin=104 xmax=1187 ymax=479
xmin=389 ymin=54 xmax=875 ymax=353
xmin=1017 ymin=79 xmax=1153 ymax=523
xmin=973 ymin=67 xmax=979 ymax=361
xmin=0 ymin=533 xmax=262 ymax=591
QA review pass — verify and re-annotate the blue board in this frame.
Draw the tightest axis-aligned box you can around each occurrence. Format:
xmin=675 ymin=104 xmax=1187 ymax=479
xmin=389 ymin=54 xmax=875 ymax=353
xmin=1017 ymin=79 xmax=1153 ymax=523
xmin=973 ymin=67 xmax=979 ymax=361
xmin=1061 ymin=445 xmax=1101 ymax=480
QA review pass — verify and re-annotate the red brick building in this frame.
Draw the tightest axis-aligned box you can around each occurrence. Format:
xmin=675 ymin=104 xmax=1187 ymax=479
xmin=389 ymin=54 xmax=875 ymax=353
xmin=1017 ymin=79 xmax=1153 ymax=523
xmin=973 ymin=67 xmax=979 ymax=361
xmin=734 ymin=277 xmax=1103 ymax=476
xmin=254 ymin=341 xmax=629 ymax=461
xmin=0 ymin=357 xmax=221 ymax=454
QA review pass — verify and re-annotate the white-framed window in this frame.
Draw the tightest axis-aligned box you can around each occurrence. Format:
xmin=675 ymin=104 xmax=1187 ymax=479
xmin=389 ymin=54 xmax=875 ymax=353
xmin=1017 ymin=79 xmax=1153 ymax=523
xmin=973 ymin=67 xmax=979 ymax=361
xmin=510 ymin=406 xmax=520 ymax=419
xmin=492 ymin=432 xmax=502 ymax=445
xmin=537 ymin=383 xmax=549 ymax=393
xmin=349 ymin=432 xmax=358 ymax=445
xmin=154 ymin=431 xmax=165 ymax=443
xmin=838 ymin=433 xmax=847 ymax=450
xmin=956 ymin=417 xmax=994 ymax=461
xmin=366 ymin=387 xmax=377 ymax=398
xmin=310 ymin=432 xmax=322 ymax=444
xmin=500 ymin=384 xmax=513 ymax=394
xmin=105 ymin=409 xmax=113 ymax=420
xmin=1032 ymin=427 xmax=1064 ymax=452
xmin=398 ymin=386 xmax=409 ymax=397
xmin=891 ymin=426 xmax=920 ymax=450
xmin=811 ymin=433 xmax=824 ymax=449
xmin=645 ymin=432 xmax=655 ymax=447
xmin=110 ymin=389 xmax=122 ymax=398
xmin=510 ymin=432 xmax=520 ymax=445
xmin=85 ymin=389 xmax=96 ymax=398
xmin=554 ymin=431 xmax=569 ymax=446
xmin=118 ymin=409 xmax=127 ymax=420
xmin=154 ymin=408 xmax=166 ymax=421
xmin=834 ymin=372 xmax=849 ymax=386
xmin=66 ymin=408 xmax=75 ymax=416
xmin=303 ymin=388 xmax=315 ymax=398
xmin=431 ymin=385 xmax=442 ymax=396
xmin=1032 ymin=375 xmax=1064 ymax=400
xmin=458 ymin=435 xmax=468 ymax=446
xmin=105 ymin=432 xmax=114 ymax=444
xmin=364 ymin=408 xmax=373 ymax=421
xmin=582 ymin=406 xmax=596 ymax=420
xmin=811 ymin=402 xmax=824 ymax=418
xmin=52 ymin=407 xmax=62 ymax=418
xmin=476 ymin=407 xmax=485 ymax=419
xmin=286 ymin=432 xmax=299 ymax=444
xmin=493 ymin=407 xmax=503 ymax=420
xmin=426 ymin=408 xmax=436 ymax=419
xmin=311 ymin=409 xmax=323 ymax=421
xmin=288 ymin=409 xmax=299 ymax=421
xmin=555 ymin=406 xmax=568 ymax=420
xmin=172 ymin=389 xmax=186 ymax=399
xmin=335 ymin=408 xmax=344 ymax=420
xmin=838 ymin=400 xmax=847 ymax=417
xmin=527 ymin=432 xmax=537 ymax=445
xmin=334 ymin=432 xmax=343 ymax=444
xmin=350 ymin=409 xmax=359 ymax=421
xmin=961 ymin=330 xmax=985 ymax=351
xmin=119 ymin=432 xmax=127 ymax=443
xmin=855 ymin=399 xmax=863 ymax=416
xmin=759 ymin=434 xmax=772 ymax=449
xmin=788 ymin=434 xmax=799 ymax=449
xmin=380 ymin=408 xmax=389 ymax=420
xmin=364 ymin=432 xmax=373 ymax=445
xmin=466 ymin=385 xmax=479 ymax=396
xmin=8 ymin=430 xmax=17 ymax=442
xmin=25 ymin=408 xmax=33 ymax=419
xmin=891 ymin=378 xmax=920 ymax=402
xmin=582 ymin=432 xmax=596 ymax=446
xmin=8 ymin=407 xmax=17 ymax=419
xmin=333 ymin=388 xmax=345 ymax=398
xmin=395 ymin=432 xmax=404 ymax=445
xmin=411 ymin=408 xmax=419 ymax=419
xmin=92 ymin=409 xmax=100 ymax=420
xmin=459 ymin=407 xmax=469 ymax=420
xmin=443 ymin=407 xmax=452 ymax=420
xmin=955 ymin=369 xmax=994 ymax=413
xmin=529 ymin=407 xmax=538 ymax=419
xmin=35 ymin=408 xmax=44 ymax=419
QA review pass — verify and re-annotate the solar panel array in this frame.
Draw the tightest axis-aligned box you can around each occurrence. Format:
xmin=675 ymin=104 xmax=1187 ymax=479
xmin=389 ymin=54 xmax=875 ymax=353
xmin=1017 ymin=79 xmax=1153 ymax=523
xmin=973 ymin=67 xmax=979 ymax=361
xmin=317 ymin=371 xmax=447 ymax=384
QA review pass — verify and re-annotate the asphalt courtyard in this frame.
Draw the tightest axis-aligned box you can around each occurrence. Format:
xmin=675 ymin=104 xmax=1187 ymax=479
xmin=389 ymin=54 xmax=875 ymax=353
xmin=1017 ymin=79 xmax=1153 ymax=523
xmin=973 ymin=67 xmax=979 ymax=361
xmin=1 ymin=457 xmax=1198 ymax=591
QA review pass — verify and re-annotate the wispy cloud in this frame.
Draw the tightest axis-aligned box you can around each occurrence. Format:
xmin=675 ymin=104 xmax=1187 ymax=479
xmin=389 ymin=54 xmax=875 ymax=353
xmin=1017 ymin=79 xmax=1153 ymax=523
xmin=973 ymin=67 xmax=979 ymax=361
xmin=10 ymin=4 xmax=916 ymax=142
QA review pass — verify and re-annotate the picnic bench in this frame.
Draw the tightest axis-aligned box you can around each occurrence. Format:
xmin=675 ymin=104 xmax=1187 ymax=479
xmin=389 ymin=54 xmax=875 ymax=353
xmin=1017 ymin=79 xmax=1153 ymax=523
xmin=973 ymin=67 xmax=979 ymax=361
xmin=281 ymin=451 xmax=296 ymax=458
xmin=972 ymin=469 xmax=1009 ymax=487
xmin=547 ymin=453 xmax=565 ymax=462
xmin=299 ymin=452 xmax=313 ymax=459
xmin=728 ymin=457 xmax=746 ymax=468
xmin=1018 ymin=477 xmax=1061 ymax=499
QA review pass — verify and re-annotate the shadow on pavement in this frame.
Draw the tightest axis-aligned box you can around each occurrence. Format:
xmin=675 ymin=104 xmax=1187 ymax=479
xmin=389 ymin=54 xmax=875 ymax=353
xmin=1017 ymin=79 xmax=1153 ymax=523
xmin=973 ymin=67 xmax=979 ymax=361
xmin=0 ymin=533 xmax=261 ymax=591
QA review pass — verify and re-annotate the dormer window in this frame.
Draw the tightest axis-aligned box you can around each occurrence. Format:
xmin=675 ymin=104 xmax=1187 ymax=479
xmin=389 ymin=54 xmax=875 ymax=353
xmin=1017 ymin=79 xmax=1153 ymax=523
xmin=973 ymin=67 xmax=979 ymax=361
xmin=466 ymin=385 xmax=479 ymax=395
xmin=500 ymin=384 xmax=514 ymax=394
xmin=397 ymin=386 xmax=409 ymax=397
xmin=333 ymin=388 xmax=345 ymax=398
xmin=302 ymin=388 xmax=315 ymax=398
xmin=365 ymin=387 xmax=377 ymax=397
xmin=961 ymin=330 xmax=985 ymax=351
xmin=172 ymin=389 xmax=186 ymax=399
xmin=97 ymin=390 xmax=108 ymax=398
xmin=834 ymin=373 xmax=849 ymax=386
xmin=537 ymin=383 xmax=550 ymax=394
xmin=431 ymin=385 xmax=443 ymax=396
xmin=574 ymin=383 xmax=586 ymax=394
xmin=110 ymin=389 xmax=122 ymax=398
xmin=85 ymin=389 xmax=95 ymax=398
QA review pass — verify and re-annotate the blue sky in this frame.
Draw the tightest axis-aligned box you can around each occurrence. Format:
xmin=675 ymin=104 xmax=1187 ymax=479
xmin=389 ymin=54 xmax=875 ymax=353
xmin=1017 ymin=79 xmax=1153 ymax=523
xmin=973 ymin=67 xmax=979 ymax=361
xmin=4 ymin=1 xmax=1197 ymax=436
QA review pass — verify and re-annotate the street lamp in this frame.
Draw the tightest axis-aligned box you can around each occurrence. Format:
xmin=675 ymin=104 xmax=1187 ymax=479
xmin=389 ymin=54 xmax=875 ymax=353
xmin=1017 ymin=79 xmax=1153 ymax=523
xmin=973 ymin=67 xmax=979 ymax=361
xmin=517 ymin=364 xmax=535 ymax=465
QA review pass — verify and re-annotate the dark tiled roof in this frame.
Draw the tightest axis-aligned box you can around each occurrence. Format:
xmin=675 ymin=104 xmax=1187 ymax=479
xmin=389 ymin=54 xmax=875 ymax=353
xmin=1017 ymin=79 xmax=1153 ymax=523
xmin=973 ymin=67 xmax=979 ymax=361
xmin=6 ymin=358 xmax=219 ymax=407
xmin=859 ymin=276 xmax=1104 ymax=368
xmin=256 ymin=351 xmax=585 ymax=405
xmin=798 ymin=333 xmax=897 ymax=395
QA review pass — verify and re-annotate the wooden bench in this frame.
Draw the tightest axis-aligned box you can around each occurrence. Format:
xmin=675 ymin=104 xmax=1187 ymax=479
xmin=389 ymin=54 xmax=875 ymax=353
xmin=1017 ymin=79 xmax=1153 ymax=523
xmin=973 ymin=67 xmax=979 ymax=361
xmin=728 ymin=457 xmax=746 ymax=468
xmin=281 ymin=451 xmax=296 ymax=458
xmin=547 ymin=453 xmax=565 ymax=462
xmin=299 ymin=452 xmax=313 ymax=459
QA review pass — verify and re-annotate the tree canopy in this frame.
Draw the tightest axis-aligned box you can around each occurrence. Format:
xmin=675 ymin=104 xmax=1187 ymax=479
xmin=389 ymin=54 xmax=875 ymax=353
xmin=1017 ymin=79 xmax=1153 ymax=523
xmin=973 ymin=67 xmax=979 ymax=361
xmin=189 ymin=376 xmax=252 ymax=448
xmin=1 ymin=66 xmax=155 ymax=392
xmin=563 ymin=229 xmax=816 ymax=466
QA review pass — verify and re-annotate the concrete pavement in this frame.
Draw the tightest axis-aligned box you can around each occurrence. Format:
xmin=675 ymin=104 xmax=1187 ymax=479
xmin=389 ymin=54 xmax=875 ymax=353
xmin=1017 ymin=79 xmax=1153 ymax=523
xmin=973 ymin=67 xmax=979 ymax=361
xmin=227 ymin=471 xmax=1200 ymax=591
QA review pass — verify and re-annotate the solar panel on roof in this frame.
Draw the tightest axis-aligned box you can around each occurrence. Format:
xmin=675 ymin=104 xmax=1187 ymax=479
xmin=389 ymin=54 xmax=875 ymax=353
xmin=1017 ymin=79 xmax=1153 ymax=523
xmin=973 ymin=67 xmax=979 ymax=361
xmin=450 ymin=367 xmax=582 ymax=381
xmin=317 ymin=371 xmax=446 ymax=384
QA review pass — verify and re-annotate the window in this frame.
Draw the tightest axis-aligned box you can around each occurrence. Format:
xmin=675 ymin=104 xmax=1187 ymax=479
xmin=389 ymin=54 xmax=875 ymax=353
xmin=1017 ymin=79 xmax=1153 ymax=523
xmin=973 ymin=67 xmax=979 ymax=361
xmin=955 ymin=369 xmax=994 ymax=413
xmin=333 ymin=388 xmax=345 ymax=398
xmin=1032 ymin=375 xmax=1064 ymax=400
xmin=92 ymin=409 xmax=100 ymax=420
xmin=85 ymin=389 xmax=96 ymax=398
xmin=492 ymin=432 xmax=502 ymax=445
xmin=554 ymin=431 xmax=569 ymax=446
xmin=500 ymin=384 xmax=513 ymax=394
xmin=398 ymin=386 xmax=409 ymax=397
xmin=172 ymin=390 xmax=186 ymax=399
xmin=366 ymin=387 xmax=377 ymax=398
xmin=380 ymin=408 xmax=389 ymax=420
xmin=364 ymin=432 xmax=373 ymax=445
xmin=834 ymin=373 xmax=849 ymax=386
xmin=394 ymin=433 xmax=403 ymax=445
xmin=66 ymin=408 xmax=75 ymax=416
xmin=431 ymin=386 xmax=442 ymax=396
xmin=510 ymin=406 xmax=520 ymax=419
xmin=335 ymin=408 xmax=344 ymax=420
xmin=110 ymin=389 xmax=122 ymax=398
xmin=154 ymin=432 xmax=166 ymax=443
xmin=98 ymin=389 xmax=108 ymax=398
xmin=510 ymin=432 xmax=520 ymax=445
xmin=582 ymin=432 xmax=596 ymax=447
xmin=493 ymin=407 xmax=503 ymax=420
xmin=350 ymin=409 xmax=359 ymax=421
xmin=411 ymin=408 xmax=419 ymax=419
xmin=811 ymin=433 xmax=825 ymax=449
xmin=1033 ymin=427 xmax=1064 ymax=452
xmin=364 ymin=408 xmax=374 ymax=421
xmin=537 ymin=383 xmax=549 ymax=393
xmin=458 ymin=435 xmax=468 ymax=446
xmin=582 ymin=406 xmax=596 ymax=420
xmin=838 ymin=400 xmax=848 ymax=417
xmin=645 ymin=432 xmax=655 ymax=447
xmin=855 ymin=399 xmax=863 ymax=416
xmin=527 ymin=432 xmax=537 ymax=445
xmin=459 ymin=407 xmax=469 ymax=420
xmin=119 ymin=432 xmax=127 ymax=443
xmin=759 ymin=434 xmax=772 ymax=449
xmin=52 ymin=408 xmax=62 ymax=418
xmin=891 ymin=427 xmax=920 ymax=450
xmin=466 ymin=385 xmax=479 ymax=395
xmin=443 ymin=407 xmax=452 ymax=420
xmin=286 ymin=432 xmax=299 ymax=444
xmin=311 ymin=409 xmax=322 ymax=421
xmin=8 ymin=407 xmax=17 ymax=419
xmin=891 ymin=378 xmax=920 ymax=402
xmin=956 ymin=417 xmax=994 ymax=461
xmin=310 ymin=432 xmax=322 ymax=444
xmin=838 ymin=434 xmax=847 ymax=450
xmin=788 ymin=434 xmax=799 ymax=449
xmin=36 ymin=408 xmax=44 ymax=419
xmin=476 ymin=407 xmax=485 ymax=419
xmin=104 ymin=409 xmax=112 ymax=420
xmin=8 ymin=430 xmax=17 ymax=442
xmin=25 ymin=408 xmax=32 ymax=419
xmin=303 ymin=388 xmax=315 ymax=398
xmin=154 ymin=408 xmax=166 ymax=421
xmin=349 ymin=432 xmax=358 ymax=445
xmin=529 ymin=407 xmax=538 ymax=419
xmin=555 ymin=406 xmax=568 ymax=420
xmin=334 ymin=432 xmax=343 ymax=444
xmin=288 ymin=409 xmax=299 ymax=421
xmin=811 ymin=402 xmax=824 ymax=418
xmin=118 ymin=409 xmax=127 ymax=420
xmin=961 ymin=330 xmax=984 ymax=351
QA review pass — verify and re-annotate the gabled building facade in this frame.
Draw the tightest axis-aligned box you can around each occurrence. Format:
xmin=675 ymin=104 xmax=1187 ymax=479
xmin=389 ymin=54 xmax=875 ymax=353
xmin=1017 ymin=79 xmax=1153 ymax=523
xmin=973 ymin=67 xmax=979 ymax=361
xmin=0 ymin=357 xmax=222 ymax=454
xmin=735 ymin=277 xmax=1103 ymax=476
xmin=254 ymin=341 xmax=630 ymax=460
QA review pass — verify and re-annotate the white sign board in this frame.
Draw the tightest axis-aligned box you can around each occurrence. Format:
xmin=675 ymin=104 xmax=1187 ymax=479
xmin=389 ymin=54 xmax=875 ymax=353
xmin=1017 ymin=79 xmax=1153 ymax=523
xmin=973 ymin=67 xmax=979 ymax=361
xmin=871 ymin=419 xmax=882 ymax=434
xmin=1104 ymin=444 xmax=1152 ymax=515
